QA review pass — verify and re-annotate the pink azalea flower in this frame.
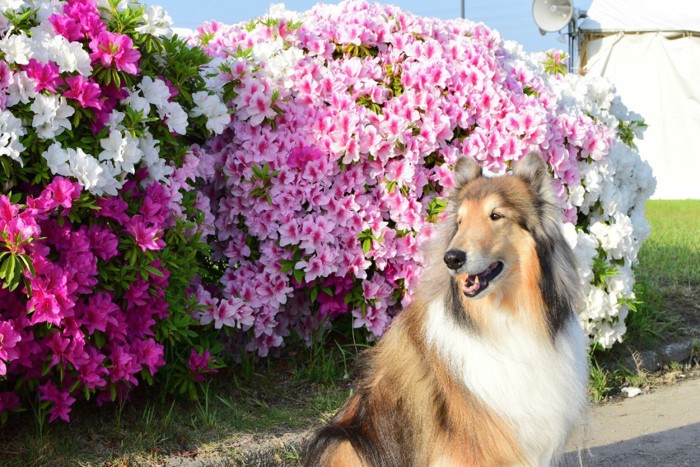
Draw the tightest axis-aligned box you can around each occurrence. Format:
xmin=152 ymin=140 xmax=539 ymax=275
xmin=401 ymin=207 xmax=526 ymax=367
xmin=28 ymin=176 xmax=82 ymax=214
xmin=73 ymin=347 xmax=108 ymax=390
xmin=0 ymin=61 xmax=12 ymax=89
xmin=133 ymin=338 xmax=165 ymax=377
xmin=124 ymin=215 xmax=163 ymax=252
xmin=48 ymin=14 xmax=83 ymax=41
xmin=39 ymin=381 xmax=76 ymax=423
xmin=187 ymin=348 xmax=218 ymax=383
xmin=76 ymin=292 xmax=120 ymax=335
xmin=62 ymin=0 xmax=106 ymax=37
xmin=85 ymin=224 xmax=118 ymax=261
xmin=108 ymin=345 xmax=140 ymax=386
xmin=0 ymin=195 xmax=19 ymax=225
xmin=23 ymin=59 xmax=62 ymax=93
xmin=89 ymin=31 xmax=141 ymax=76
xmin=0 ymin=321 xmax=21 ymax=376
xmin=64 ymin=75 xmax=102 ymax=110
xmin=95 ymin=196 xmax=130 ymax=224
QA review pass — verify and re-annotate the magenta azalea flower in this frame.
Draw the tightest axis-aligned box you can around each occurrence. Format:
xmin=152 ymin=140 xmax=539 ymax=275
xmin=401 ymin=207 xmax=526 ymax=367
xmin=134 ymin=338 xmax=165 ymax=377
xmin=125 ymin=215 xmax=163 ymax=251
xmin=48 ymin=14 xmax=83 ymax=41
xmin=64 ymin=75 xmax=102 ymax=110
xmin=187 ymin=348 xmax=217 ymax=383
xmin=39 ymin=381 xmax=76 ymax=423
xmin=62 ymin=0 xmax=105 ymax=38
xmin=0 ymin=321 xmax=21 ymax=376
xmin=0 ymin=60 xmax=11 ymax=89
xmin=23 ymin=59 xmax=62 ymax=93
xmin=89 ymin=31 xmax=141 ymax=76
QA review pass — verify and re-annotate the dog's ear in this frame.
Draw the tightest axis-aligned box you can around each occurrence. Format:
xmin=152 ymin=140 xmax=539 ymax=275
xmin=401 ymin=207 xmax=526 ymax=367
xmin=453 ymin=157 xmax=482 ymax=189
xmin=513 ymin=152 xmax=555 ymax=202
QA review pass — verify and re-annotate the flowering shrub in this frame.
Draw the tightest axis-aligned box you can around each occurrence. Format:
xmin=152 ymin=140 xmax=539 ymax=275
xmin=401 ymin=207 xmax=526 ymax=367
xmin=0 ymin=0 xmax=227 ymax=424
xmin=193 ymin=0 xmax=654 ymax=356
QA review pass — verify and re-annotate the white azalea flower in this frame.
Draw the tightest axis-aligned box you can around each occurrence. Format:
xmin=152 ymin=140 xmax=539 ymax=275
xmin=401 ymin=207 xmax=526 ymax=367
xmin=595 ymin=321 xmax=625 ymax=348
xmin=0 ymin=31 xmax=32 ymax=65
xmin=6 ymin=71 xmax=37 ymax=106
xmin=94 ymin=162 xmax=122 ymax=196
xmin=30 ymin=94 xmax=74 ymax=139
xmin=99 ymin=130 xmax=143 ymax=174
xmin=191 ymin=91 xmax=230 ymax=134
xmin=29 ymin=29 xmax=92 ymax=75
xmin=59 ymin=40 xmax=93 ymax=76
xmin=123 ymin=90 xmax=151 ymax=118
xmin=590 ymin=214 xmax=634 ymax=261
xmin=42 ymin=142 xmax=71 ymax=176
xmin=139 ymin=131 xmax=160 ymax=163
xmin=136 ymin=5 xmax=173 ymax=38
xmin=160 ymin=101 xmax=188 ymax=135
xmin=139 ymin=76 xmax=172 ymax=108
xmin=267 ymin=3 xmax=303 ymax=22
xmin=30 ymin=0 xmax=63 ymax=22
xmin=0 ymin=0 xmax=25 ymax=11
xmin=107 ymin=109 xmax=126 ymax=131
xmin=66 ymin=147 xmax=102 ymax=191
xmin=138 ymin=131 xmax=173 ymax=184
xmin=252 ymin=37 xmax=285 ymax=63
xmin=0 ymin=110 xmax=26 ymax=166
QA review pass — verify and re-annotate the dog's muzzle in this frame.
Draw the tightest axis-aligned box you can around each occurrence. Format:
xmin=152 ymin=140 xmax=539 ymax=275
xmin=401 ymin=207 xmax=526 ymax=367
xmin=444 ymin=249 xmax=466 ymax=270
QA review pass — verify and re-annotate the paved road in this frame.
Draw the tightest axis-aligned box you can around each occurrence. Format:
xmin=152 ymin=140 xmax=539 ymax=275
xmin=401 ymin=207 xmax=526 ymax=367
xmin=564 ymin=377 xmax=700 ymax=466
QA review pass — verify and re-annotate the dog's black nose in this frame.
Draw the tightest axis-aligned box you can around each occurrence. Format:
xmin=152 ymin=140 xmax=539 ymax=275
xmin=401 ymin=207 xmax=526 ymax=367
xmin=443 ymin=249 xmax=466 ymax=270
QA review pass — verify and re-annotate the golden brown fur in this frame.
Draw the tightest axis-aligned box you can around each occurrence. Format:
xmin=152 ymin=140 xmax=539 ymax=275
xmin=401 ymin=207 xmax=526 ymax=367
xmin=304 ymin=153 xmax=587 ymax=467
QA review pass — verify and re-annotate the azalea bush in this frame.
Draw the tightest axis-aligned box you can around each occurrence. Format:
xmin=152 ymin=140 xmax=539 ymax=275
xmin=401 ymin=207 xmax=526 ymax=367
xmin=192 ymin=0 xmax=654 ymax=357
xmin=0 ymin=0 xmax=227 ymax=424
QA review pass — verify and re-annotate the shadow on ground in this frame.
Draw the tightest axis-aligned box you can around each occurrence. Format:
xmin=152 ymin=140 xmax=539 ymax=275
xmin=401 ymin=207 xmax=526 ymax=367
xmin=563 ymin=422 xmax=700 ymax=466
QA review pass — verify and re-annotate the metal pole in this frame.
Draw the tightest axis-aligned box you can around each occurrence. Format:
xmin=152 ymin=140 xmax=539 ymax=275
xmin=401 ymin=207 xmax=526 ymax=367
xmin=567 ymin=20 xmax=575 ymax=73
xmin=461 ymin=0 xmax=465 ymax=19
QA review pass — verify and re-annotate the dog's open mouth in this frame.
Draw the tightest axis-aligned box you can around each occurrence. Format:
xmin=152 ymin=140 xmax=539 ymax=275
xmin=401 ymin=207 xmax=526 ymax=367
xmin=461 ymin=261 xmax=504 ymax=297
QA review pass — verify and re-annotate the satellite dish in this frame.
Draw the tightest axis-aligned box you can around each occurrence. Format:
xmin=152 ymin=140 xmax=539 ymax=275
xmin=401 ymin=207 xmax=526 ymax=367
xmin=532 ymin=0 xmax=574 ymax=34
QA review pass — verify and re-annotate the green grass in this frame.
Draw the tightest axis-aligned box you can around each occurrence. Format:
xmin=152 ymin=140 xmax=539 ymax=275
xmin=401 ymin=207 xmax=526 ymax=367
xmin=636 ymin=200 xmax=700 ymax=290
xmin=0 ymin=343 xmax=358 ymax=467
xmin=628 ymin=200 xmax=700 ymax=346
xmin=591 ymin=200 xmax=700 ymax=399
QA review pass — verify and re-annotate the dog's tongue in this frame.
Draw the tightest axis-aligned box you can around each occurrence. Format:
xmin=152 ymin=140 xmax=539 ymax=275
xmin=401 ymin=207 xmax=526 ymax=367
xmin=463 ymin=274 xmax=486 ymax=295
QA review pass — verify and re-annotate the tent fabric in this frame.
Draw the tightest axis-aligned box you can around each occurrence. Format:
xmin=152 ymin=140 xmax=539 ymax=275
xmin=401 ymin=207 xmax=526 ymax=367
xmin=579 ymin=0 xmax=700 ymax=32
xmin=582 ymin=31 xmax=700 ymax=199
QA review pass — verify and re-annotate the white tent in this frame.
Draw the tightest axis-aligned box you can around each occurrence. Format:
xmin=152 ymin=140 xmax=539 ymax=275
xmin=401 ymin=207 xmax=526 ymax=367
xmin=579 ymin=0 xmax=700 ymax=199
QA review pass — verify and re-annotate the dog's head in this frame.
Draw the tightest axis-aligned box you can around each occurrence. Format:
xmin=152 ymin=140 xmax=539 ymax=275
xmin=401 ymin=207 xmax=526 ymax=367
xmin=444 ymin=153 xmax=559 ymax=299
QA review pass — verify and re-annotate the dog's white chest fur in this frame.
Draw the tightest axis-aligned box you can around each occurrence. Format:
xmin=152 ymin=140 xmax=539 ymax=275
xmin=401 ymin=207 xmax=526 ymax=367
xmin=426 ymin=299 xmax=589 ymax=465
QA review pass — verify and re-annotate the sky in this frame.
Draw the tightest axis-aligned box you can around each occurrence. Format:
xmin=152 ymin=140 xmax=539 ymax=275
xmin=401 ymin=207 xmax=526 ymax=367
xmin=142 ymin=0 xmax=595 ymax=53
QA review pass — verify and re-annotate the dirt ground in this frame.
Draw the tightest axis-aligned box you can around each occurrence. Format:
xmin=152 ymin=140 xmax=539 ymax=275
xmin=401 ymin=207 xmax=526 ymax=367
xmin=563 ymin=376 xmax=700 ymax=466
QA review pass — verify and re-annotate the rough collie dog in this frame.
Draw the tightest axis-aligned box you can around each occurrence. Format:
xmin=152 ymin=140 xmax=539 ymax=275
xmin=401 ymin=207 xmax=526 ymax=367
xmin=304 ymin=153 xmax=589 ymax=466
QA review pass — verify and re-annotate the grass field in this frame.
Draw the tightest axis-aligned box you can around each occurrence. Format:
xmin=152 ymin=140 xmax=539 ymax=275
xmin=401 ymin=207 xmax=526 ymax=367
xmin=1 ymin=200 xmax=699 ymax=466
xmin=628 ymin=200 xmax=700 ymax=345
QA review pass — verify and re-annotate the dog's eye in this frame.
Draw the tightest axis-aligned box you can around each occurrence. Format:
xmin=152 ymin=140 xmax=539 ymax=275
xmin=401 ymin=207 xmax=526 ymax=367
xmin=489 ymin=211 xmax=503 ymax=221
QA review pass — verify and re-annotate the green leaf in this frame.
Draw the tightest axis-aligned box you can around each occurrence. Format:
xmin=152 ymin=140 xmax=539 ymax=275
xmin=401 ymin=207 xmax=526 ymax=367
xmin=310 ymin=285 xmax=320 ymax=303
xmin=362 ymin=238 xmax=372 ymax=254
xmin=293 ymin=267 xmax=304 ymax=284
xmin=144 ymin=265 xmax=164 ymax=277
xmin=279 ymin=260 xmax=295 ymax=272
